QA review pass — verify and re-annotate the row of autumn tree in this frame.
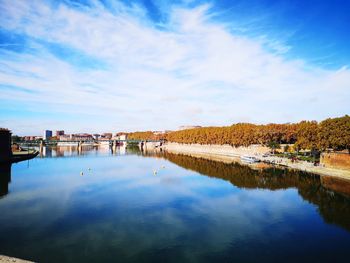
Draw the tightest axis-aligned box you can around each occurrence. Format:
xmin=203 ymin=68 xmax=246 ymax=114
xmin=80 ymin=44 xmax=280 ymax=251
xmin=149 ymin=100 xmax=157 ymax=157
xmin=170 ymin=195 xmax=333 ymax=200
xmin=128 ymin=115 xmax=350 ymax=152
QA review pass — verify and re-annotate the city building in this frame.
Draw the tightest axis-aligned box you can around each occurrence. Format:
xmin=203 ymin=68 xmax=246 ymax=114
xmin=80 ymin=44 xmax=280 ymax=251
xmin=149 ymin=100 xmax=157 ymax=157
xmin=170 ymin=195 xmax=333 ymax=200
xmin=93 ymin=134 xmax=100 ymax=140
xmin=56 ymin=130 xmax=65 ymax=136
xmin=59 ymin=133 xmax=93 ymax=141
xmin=24 ymin=136 xmax=37 ymax=141
xmin=101 ymin=133 xmax=113 ymax=139
xmin=58 ymin=134 xmax=71 ymax=141
xmin=115 ymin=133 xmax=128 ymax=141
xmin=44 ymin=130 xmax=52 ymax=140
xmin=72 ymin=133 xmax=93 ymax=141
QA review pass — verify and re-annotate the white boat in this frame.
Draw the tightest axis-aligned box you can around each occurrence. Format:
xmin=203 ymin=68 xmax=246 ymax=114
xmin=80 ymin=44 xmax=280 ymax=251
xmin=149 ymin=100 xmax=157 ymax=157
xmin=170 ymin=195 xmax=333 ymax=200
xmin=240 ymin=155 xmax=260 ymax=163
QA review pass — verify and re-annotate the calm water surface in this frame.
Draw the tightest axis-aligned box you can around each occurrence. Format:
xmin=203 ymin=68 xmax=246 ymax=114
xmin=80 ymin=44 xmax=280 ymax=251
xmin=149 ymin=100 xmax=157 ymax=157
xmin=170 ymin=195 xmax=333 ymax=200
xmin=0 ymin=146 xmax=350 ymax=263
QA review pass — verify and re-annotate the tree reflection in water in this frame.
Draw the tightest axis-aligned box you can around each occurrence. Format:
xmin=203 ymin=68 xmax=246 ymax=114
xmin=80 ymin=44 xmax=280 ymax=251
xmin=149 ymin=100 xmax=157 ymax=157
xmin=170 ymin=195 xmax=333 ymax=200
xmin=145 ymin=151 xmax=350 ymax=232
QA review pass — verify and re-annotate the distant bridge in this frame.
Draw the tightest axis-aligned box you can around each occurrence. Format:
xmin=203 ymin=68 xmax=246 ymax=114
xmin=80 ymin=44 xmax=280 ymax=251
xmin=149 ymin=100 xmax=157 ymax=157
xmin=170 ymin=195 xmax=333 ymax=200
xmin=17 ymin=139 xmax=164 ymax=146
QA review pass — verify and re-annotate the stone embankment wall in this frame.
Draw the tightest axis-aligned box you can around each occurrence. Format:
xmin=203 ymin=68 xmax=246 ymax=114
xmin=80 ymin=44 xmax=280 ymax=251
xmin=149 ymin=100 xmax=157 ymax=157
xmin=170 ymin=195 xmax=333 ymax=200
xmin=162 ymin=142 xmax=270 ymax=158
xmin=321 ymin=152 xmax=350 ymax=170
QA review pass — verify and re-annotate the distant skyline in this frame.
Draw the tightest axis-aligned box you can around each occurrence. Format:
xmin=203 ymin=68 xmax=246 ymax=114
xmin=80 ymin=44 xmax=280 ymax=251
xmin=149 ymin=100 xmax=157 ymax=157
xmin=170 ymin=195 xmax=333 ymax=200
xmin=1 ymin=0 xmax=350 ymax=135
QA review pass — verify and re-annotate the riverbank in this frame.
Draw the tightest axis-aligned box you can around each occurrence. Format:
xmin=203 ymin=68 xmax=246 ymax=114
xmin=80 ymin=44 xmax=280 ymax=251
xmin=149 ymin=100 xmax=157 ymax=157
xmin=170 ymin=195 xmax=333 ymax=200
xmin=0 ymin=255 xmax=33 ymax=263
xmin=161 ymin=142 xmax=350 ymax=181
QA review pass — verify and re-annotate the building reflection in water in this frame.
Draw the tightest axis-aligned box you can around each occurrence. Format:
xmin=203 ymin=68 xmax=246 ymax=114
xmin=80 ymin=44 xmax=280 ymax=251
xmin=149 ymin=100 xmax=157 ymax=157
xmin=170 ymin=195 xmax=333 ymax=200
xmin=0 ymin=163 xmax=11 ymax=198
xmin=41 ymin=146 xmax=52 ymax=158
xmin=111 ymin=143 xmax=127 ymax=155
xmin=38 ymin=145 xmax=128 ymax=158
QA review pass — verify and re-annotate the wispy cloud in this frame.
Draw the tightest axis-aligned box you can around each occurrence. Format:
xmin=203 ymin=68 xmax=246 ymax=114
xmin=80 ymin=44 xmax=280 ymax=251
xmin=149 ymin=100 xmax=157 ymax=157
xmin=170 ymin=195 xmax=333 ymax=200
xmin=0 ymin=0 xmax=349 ymax=135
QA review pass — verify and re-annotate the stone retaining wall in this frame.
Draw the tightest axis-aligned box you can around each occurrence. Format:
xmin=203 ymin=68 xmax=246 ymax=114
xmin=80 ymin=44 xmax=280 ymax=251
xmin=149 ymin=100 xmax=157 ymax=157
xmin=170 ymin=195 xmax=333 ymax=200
xmin=162 ymin=142 xmax=270 ymax=158
xmin=321 ymin=152 xmax=350 ymax=170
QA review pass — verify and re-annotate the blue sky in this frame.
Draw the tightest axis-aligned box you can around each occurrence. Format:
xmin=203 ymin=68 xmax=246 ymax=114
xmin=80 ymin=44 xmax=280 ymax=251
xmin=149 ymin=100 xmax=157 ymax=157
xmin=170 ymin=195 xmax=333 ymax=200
xmin=0 ymin=0 xmax=349 ymax=135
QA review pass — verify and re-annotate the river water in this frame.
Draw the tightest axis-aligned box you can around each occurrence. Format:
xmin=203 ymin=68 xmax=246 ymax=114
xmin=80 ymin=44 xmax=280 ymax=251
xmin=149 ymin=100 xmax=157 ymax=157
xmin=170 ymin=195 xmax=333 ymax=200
xmin=0 ymin=146 xmax=349 ymax=263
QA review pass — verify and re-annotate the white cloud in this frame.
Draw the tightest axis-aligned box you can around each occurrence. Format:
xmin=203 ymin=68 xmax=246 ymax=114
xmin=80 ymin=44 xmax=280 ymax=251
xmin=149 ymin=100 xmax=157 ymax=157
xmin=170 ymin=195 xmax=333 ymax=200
xmin=0 ymin=0 xmax=349 ymax=135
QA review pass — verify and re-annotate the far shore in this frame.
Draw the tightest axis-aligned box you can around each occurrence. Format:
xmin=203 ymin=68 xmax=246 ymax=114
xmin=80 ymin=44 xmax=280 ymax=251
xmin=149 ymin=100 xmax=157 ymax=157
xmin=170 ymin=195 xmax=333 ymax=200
xmin=159 ymin=142 xmax=350 ymax=181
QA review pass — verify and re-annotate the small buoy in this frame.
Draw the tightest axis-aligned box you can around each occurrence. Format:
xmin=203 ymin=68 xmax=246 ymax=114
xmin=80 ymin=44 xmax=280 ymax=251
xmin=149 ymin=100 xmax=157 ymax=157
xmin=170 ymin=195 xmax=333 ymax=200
xmin=80 ymin=171 xmax=84 ymax=176
xmin=161 ymin=165 xmax=165 ymax=169
xmin=88 ymin=168 xmax=91 ymax=171
xmin=153 ymin=170 xmax=157 ymax=175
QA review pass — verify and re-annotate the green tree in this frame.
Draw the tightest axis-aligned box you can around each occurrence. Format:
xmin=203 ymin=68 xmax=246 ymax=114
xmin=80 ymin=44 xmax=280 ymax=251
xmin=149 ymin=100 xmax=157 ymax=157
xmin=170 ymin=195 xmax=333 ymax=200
xmin=283 ymin=145 xmax=290 ymax=153
xmin=267 ymin=141 xmax=280 ymax=154
xmin=11 ymin=135 xmax=22 ymax=143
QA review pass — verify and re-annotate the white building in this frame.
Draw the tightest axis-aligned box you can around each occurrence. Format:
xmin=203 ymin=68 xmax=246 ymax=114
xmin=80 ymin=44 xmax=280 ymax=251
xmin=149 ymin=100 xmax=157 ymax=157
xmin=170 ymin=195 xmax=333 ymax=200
xmin=116 ymin=133 xmax=128 ymax=141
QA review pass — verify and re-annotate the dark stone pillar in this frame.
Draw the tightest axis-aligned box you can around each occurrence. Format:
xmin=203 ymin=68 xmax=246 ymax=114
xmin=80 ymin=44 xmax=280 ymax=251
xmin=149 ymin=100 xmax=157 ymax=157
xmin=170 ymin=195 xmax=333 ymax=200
xmin=0 ymin=129 xmax=12 ymax=163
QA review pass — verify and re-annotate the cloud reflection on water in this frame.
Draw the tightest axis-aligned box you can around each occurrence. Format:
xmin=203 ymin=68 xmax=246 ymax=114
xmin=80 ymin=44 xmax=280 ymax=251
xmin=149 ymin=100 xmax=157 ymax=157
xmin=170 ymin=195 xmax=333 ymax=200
xmin=0 ymin=148 xmax=349 ymax=262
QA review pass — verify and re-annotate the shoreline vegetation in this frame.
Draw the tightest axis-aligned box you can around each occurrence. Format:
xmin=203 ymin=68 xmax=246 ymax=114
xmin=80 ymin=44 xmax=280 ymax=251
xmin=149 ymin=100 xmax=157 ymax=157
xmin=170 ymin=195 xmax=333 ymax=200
xmin=128 ymin=115 xmax=350 ymax=180
xmin=129 ymin=115 xmax=350 ymax=153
